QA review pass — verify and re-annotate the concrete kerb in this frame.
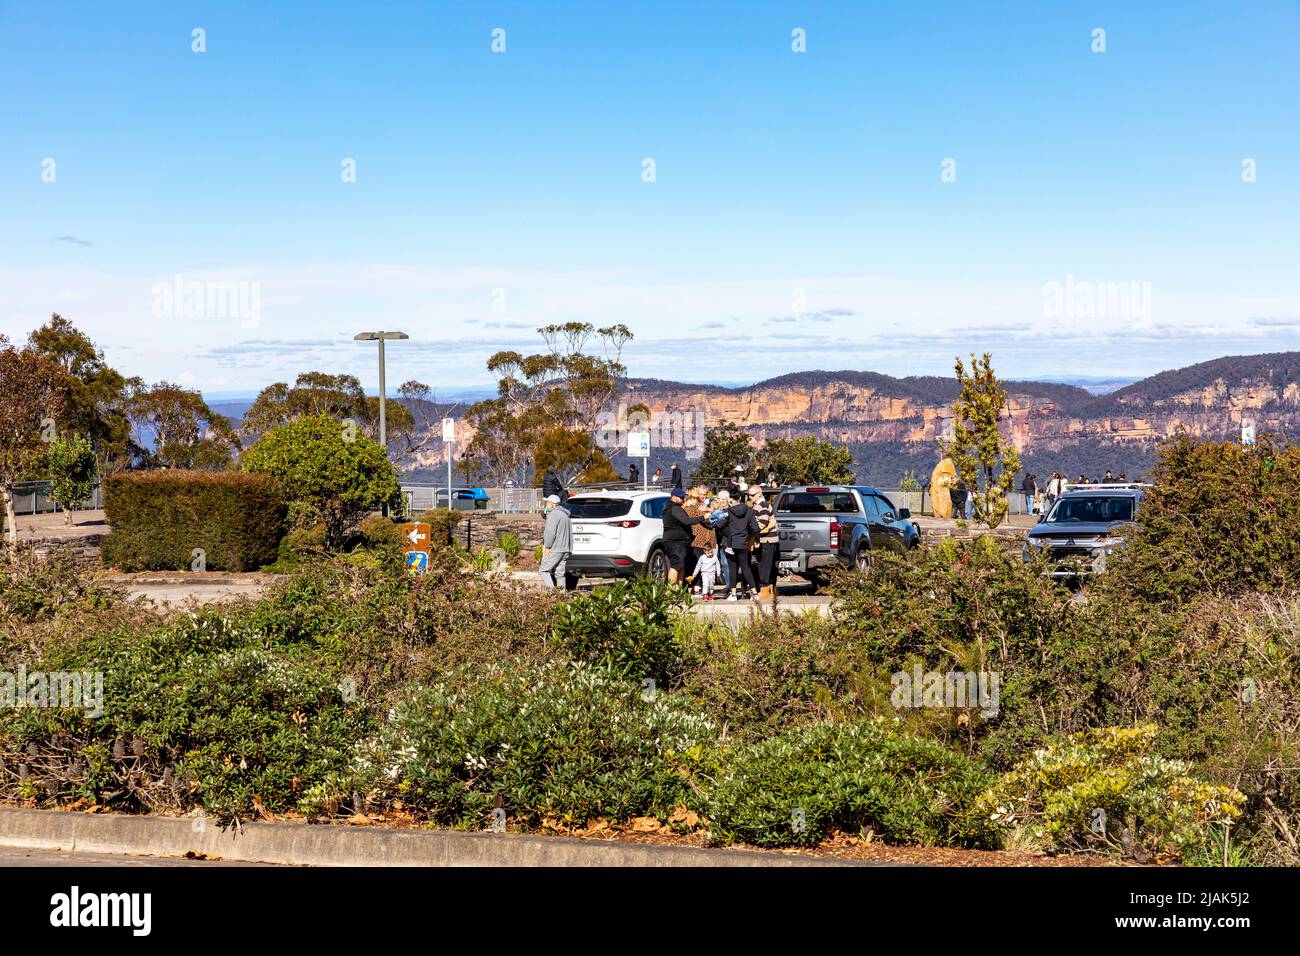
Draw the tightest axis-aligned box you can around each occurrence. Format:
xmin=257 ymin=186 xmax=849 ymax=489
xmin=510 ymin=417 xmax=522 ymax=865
xmin=0 ymin=809 xmax=874 ymax=867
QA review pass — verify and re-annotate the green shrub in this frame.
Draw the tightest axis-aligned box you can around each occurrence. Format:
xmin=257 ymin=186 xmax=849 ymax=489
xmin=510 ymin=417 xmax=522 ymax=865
xmin=679 ymin=613 xmax=878 ymax=741
xmin=1105 ymin=433 xmax=1300 ymax=602
xmin=235 ymin=551 xmax=557 ymax=701
xmin=357 ymin=513 xmax=402 ymax=550
xmin=285 ymin=499 xmax=324 ymax=532
xmin=304 ymin=658 xmax=717 ymax=828
xmin=552 ymin=578 xmax=690 ymax=685
xmin=707 ymin=717 xmax=997 ymax=848
xmin=496 ymin=531 xmax=522 ymax=558
xmin=0 ymin=609 xmax=367 ymax=818
xmin=977 ymin=725 xmax=1245 ymax=860
xmin=0 ymin=545 xmax=122 ymax=633
xmin=242 ymin=414 xmax=400 ymax=549
xmin=470 ymin=548 xmax=499 ymax=572
xmin=416 ymin=509 xmax=463 ymax=550
xmin=828 ymin=539 xmax=1071 ymax=758
xmin=830 ymin=537 xmax=1069 ymax=675
xmin=274 ymin=523 xmax=328 ymax=568
xmin=101 ymin=470 xmax=286 ymax=571
xmin=827 ymin=537 xmax=1265 ymax=769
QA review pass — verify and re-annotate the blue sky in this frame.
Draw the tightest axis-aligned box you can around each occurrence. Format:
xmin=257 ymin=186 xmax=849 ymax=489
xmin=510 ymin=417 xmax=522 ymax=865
xmin=1 ymin=0 xmax=1297 ymax=395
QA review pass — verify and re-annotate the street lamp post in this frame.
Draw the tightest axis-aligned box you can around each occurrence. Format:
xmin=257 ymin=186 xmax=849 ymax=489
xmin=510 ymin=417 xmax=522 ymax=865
xmin=353 ymin=331 xmax=409 ymax=450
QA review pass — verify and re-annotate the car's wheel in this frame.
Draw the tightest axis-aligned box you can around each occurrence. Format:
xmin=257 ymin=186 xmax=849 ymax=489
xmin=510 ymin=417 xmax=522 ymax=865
xmin=806 ymin=571 xmax=828 ymax=594
xmin=854 ymin=546 xmax=875 ymax=572
xmin=644 ymin=546 xmax=668 ymax=582
xmin=564 ymin=572 xmax=581 ymax=591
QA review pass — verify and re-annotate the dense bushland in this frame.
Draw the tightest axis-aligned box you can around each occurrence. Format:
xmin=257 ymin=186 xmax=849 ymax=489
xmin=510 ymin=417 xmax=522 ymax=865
xmin=4 ymin=430 xmax=1298 ymax=862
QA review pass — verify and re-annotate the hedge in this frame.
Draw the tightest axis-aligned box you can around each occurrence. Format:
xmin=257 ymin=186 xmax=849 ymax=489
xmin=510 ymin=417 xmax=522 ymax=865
xmin=101 ymin=470 xmax=287 ymax=572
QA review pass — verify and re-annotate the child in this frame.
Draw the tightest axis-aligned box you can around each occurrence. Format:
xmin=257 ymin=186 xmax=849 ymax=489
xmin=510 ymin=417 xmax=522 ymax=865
xmin=692 ymin=545 xmax=722 ymax=601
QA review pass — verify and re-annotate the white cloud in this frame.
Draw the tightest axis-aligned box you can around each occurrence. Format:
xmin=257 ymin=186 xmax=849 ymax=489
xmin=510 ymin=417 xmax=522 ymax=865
xmin=2 ymin=264 xmax=1297 ymax=390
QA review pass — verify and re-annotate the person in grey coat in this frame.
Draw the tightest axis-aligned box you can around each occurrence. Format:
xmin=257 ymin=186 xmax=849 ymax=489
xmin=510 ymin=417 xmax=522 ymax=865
xmin=539 ymin=494 xmax=572 ymax=589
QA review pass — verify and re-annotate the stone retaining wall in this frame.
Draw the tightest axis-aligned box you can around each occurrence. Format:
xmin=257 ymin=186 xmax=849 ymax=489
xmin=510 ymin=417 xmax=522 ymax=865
xmin=445 ymin=512 xmax=546 ymax=553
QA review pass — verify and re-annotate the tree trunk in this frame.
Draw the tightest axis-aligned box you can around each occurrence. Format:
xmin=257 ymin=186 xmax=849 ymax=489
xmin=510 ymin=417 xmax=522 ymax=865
xmin=2 ymin=483 xmax=16 ymax=547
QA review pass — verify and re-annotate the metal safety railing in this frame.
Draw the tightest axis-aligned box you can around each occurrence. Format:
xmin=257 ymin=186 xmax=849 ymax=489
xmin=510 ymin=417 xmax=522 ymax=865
xmin=400 ymin=485 xmax=543 ymax=514
xmin=9 ymin=480 xmax=103 ymax=516
xmin=395 ymin=484 xmax=1051 ymax=517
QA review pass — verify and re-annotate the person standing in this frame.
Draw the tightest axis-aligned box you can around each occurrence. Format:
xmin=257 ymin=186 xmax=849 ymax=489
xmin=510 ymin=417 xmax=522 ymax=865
xmin=670 ymin=462 xmax=682 ymax=488
xmin=692 ymin=545 xmax=722 ymax=601
xmin=628 ymin=461 xmax=640 ymax=486
xmin=748 ymin=485 xmax=780 ymax=602
xmin=683 ymin=485 xmax=716 ymax=592
xmin=709 ymin=491 xmax=733 ymax=592
xmin=539 ymin=494 xmax=572 ymax=589
xmin=1021 ymin=472 xmax=1038 ymax=515
xmin=727 ymin=467 xmax=744 ymax=498
xmin=951 ymin=477 xmax=967 ymax=522
xmin=721 ymin=493 xmax=759 ymax=600
xmin=1045 ymin=471 xmax=1064 ymax=510
xmin=651 ymin=467 xmax=663 ymax=486
xmin=661 ymin=486 xmax=709 ymax=586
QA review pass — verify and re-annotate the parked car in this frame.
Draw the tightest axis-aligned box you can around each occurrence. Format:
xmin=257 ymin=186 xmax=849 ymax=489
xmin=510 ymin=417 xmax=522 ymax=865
xmin=1022 ymin=485 xmax=1145 ymax=577
xmin=775 ymin=485 xmax=921 ymax=592
xmin=561 ymin=489 xmax=672 ymax=588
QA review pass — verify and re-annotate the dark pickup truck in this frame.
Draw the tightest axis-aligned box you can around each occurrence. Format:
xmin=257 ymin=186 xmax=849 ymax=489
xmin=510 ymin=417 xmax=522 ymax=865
xmin=775 ymin=485 xmax=921 ymax=591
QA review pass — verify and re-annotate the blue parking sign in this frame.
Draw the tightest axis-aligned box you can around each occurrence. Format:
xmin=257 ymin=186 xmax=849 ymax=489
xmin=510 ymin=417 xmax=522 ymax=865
xmin=405 ymin=550 xmax=429 ymax=573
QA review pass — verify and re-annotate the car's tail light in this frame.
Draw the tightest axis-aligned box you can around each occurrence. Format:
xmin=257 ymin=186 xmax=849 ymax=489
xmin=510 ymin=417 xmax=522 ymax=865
xmin=607 ymin=519 xmax=640 ymax=528
xmin=807 ymin=487 xmax=830 ymax=493
xmin=830 ymin=520 xmax=841 ymax=549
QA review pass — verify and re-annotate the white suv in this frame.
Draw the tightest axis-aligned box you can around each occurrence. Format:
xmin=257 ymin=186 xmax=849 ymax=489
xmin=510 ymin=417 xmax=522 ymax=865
xmin=561 ymin=490 xmax=671 ymax=587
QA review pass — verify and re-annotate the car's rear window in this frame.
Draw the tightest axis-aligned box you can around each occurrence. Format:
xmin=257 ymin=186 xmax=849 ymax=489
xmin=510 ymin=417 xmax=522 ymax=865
xmin=1046 ymin=496 xmax=1134 ymax=523
xmin=777 ymin=491 xmax=857 ymax=514
xmin=566 ymin=497 xmax=633 ymax=519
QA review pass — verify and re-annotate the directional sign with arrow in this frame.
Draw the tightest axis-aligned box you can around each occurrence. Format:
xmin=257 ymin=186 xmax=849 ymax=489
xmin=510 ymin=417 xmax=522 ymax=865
xmin=401 ymin=522 xmax=432 ymax=574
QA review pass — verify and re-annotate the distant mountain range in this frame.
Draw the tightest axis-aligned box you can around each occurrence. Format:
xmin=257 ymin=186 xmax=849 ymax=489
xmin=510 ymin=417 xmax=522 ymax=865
xmin=213 ymin=352 xmax=1300 ymax=486
xmin=610 ymin=352 xmax=1300 ymax=484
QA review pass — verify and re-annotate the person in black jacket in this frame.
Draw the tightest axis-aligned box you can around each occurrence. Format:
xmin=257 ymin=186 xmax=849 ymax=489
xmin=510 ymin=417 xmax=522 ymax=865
xmin=1020 ymin=472 xmax=1038 ymax=515
xmin=541 ymin=469 xmax=567 ymax=504
xmin=720 ymin=497 xmax=759 ymax=600
xmin=670 ymin=462 xmax=682 ymax=487
xmin=661 ymin=486 xmax=709 ymax=584
xmin=628 ymin=461 xmax=640 ymax=486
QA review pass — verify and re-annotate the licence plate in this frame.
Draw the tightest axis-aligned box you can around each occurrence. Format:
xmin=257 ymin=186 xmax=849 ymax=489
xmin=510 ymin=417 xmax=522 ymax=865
xmin=778 ymin=559 xmax=799 ymax=571
xmin=574 ymin=535 xmax=594 ymax=546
